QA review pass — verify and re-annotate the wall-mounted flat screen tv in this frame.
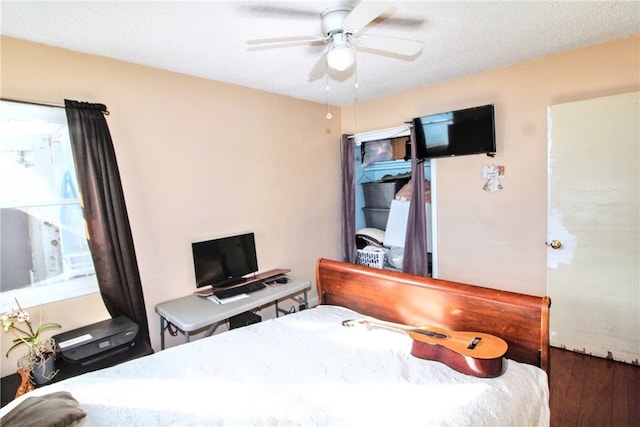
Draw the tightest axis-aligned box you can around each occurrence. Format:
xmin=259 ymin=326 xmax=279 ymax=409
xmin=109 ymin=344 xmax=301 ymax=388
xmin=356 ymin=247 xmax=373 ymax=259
xmin=412 ymin=104 xmax=496 ymax=159
xmin=192 ymin=232 xmax=258 ymax=289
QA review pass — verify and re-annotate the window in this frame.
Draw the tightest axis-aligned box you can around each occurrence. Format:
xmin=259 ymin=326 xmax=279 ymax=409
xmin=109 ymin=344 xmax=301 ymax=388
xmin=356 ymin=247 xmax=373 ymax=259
xmin=0 ymin=100 xmax=98 ymax=311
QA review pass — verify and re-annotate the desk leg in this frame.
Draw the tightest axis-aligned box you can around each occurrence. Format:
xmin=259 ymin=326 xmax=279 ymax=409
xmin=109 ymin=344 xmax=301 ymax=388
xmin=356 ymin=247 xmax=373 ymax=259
xmin=184 ymin=331 xmax=190 ymax=344
xmin=204 ymin=322 xmax=222 ymax=337
xmin=275 ymin=290 xmax=309 ymax=317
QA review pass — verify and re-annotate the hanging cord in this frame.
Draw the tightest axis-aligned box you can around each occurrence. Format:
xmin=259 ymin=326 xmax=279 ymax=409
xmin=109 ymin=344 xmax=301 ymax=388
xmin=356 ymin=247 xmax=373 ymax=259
xmin=166 ymin=322 xmax=178 ymax=337
xmin=325 ymin=73 xmax=332 ymax=120
xmin=354 ymin=50 xmax=360 ymax=134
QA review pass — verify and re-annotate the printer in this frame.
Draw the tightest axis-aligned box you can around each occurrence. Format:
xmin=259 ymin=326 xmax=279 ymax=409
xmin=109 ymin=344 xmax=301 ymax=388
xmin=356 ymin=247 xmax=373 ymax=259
xmin=53 ymin=316 xmax=139 ymax=365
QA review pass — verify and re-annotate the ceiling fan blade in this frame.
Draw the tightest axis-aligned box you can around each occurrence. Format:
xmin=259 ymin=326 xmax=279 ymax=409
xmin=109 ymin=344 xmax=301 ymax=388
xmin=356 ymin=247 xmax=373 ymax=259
xmin=342 ymin=0 xmax=395 ymax=34
xmin=247 ymin=35 xmax=325 ymax=46
xmin=308 ymin=52 xmax=328 ymax=82
xmin=242 ymin=4 xmax=319 ymax=19
xmin=354 ymin=34 xmax=423 ymax=57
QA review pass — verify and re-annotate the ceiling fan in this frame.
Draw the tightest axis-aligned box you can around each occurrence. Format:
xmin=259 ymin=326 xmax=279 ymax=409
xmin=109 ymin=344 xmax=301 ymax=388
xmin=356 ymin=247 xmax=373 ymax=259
xmin=247 ymin=0 xmax=423 ymax=81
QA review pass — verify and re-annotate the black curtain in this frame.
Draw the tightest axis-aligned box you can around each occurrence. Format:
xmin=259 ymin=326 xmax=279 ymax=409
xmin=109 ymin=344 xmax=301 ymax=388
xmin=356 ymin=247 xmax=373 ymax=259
xmin=340 ymin=134 xmax=357 ymax=264
xmin=402 ymin=125 xmax=429 ymax=276
xmin=65 ymin=100 xmax=150 ymax=347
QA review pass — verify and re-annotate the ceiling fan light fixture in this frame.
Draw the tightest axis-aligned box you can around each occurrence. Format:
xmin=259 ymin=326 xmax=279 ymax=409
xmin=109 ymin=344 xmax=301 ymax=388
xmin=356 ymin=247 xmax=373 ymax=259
xmin=249 ymin=0 xmax=423 ymax=81
xmin=327 ymin=44 xmax=355 ymax=71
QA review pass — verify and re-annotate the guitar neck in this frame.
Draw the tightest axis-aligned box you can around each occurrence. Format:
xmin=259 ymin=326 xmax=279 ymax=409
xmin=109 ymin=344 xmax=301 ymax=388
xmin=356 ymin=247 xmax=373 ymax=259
xmin=353 ymin=318 xmax=416 ymax=333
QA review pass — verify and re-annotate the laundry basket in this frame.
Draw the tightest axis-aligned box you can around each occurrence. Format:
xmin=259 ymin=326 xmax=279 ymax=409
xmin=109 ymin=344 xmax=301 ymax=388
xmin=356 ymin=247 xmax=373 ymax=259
xmin=356 ymin=247 xmax=387 ymax=269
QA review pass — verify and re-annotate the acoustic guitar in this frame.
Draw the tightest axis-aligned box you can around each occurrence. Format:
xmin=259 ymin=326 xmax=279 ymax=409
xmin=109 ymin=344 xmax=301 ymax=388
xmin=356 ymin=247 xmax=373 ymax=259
xmin=342 ymin=318 xmax=508 ymax=378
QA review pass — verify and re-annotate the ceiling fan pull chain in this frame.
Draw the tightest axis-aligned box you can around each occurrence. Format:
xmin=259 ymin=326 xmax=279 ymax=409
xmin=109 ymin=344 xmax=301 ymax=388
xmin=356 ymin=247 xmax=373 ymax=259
xmin=354 ymin=55 xmax=360 ymax=133
xmin=325 ymin=74 xmax=332 ymax=120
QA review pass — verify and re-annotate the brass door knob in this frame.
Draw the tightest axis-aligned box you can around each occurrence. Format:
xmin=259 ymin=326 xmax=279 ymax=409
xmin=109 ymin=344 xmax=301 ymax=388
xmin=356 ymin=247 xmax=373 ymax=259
xmin=548 ymin=240 xmax=562 ymax=249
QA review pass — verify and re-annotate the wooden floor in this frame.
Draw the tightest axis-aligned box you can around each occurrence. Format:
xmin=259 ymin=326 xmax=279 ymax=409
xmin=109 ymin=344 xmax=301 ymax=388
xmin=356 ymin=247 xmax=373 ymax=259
xmin=549 ymin=347 xmax=640 ymax=427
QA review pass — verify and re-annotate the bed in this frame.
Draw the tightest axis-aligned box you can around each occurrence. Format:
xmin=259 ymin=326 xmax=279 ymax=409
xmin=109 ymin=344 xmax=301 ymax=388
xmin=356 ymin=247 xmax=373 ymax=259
xmin=0 ymin=258 xmax=551 ymax=426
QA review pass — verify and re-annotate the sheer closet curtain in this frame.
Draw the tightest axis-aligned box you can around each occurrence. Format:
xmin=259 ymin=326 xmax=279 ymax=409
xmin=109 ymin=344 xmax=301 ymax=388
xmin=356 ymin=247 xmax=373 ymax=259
xmin=65 ymin=100 xmax=151 ymax=347
xmin=402 ymin=125 xmax=428 ymax=276
xmin=340 ymin=134 xmax=357 ymax=264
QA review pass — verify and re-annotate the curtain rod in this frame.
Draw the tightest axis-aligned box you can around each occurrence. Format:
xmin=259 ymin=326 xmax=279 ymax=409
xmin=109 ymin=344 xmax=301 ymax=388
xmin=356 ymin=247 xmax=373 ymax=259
xmin=1 ymin=97 xmax=110 ymax=115
xmin=1 ymin=97 xmax=65 ymax=109
xmin=348 ymin=123 xmax=412 ymax=145
xmin=347 ymin=122 xmax=413 ymax=139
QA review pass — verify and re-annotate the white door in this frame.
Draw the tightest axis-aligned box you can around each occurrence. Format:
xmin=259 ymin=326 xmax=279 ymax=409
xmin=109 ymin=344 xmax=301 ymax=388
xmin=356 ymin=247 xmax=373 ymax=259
xmin=547 ymin=91 xmax=639 ymax=363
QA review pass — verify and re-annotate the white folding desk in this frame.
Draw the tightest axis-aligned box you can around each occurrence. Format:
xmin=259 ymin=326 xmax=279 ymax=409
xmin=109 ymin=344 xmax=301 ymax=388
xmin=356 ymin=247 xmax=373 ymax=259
xmin=155 ymin=275 xmax=311 ymax=349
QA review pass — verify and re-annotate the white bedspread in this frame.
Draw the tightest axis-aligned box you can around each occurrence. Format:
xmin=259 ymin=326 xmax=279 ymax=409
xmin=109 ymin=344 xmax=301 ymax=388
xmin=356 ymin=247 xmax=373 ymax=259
xmin=0 ymin=305 xmax=550 ymax=426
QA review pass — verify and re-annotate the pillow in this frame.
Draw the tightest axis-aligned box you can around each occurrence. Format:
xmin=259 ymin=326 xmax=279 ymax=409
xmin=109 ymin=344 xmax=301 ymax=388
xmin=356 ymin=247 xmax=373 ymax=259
xmin=0 ymin=391 xmax=86 ymax=427
xmin=356 ymin=228 xmax=385 ymax=248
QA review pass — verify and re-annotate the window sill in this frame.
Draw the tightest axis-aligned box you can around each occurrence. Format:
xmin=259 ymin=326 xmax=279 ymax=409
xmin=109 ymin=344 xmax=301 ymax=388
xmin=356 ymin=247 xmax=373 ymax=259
xmin=1 ymin=275 xmax=99 ymax=312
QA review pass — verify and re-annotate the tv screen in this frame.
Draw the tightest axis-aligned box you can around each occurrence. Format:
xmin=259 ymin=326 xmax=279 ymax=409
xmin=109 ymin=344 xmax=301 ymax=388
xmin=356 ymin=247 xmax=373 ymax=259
xmin=192 ymin=232 xmax=258 ymax=289
xmin=413 ymin=104 xmax=496 ymax=159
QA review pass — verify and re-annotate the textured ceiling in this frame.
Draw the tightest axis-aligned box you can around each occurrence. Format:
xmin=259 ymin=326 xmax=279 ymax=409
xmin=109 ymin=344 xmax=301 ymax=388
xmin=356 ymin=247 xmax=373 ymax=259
xmin=1 ymin=1 xmax=638 ymax=107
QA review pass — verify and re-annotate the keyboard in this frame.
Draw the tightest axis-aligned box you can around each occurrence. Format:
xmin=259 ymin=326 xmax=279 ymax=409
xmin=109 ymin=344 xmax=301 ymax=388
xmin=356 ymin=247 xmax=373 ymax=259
xmin=213 ymin=281 xmax=266 ymax=299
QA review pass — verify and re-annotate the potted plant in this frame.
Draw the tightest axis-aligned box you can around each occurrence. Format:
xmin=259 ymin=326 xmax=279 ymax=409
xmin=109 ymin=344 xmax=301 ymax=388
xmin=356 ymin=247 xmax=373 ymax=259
xmin=2 ymin=299 xmax=61 ymax=386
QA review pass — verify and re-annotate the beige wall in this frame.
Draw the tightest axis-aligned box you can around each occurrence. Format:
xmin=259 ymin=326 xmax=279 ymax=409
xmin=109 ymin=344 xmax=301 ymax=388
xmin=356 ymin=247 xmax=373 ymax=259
xmin=0 ymin=37 xmax=342 ymax=376
xmin=342 ymin=35 xmax=639 ymax=296
xmin=1 ymin=34 xmax=638 ymax=377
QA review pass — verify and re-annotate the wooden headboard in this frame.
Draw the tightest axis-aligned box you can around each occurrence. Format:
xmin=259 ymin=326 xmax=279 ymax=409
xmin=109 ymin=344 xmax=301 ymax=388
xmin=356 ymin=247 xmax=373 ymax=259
xmin=316 ymin=258 xmax=551 ymax=373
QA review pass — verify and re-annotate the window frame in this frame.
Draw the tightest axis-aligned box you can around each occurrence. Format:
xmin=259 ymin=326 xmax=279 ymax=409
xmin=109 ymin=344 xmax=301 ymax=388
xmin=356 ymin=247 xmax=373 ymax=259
xmin=0 ymin=100 xmax=99 ymax=312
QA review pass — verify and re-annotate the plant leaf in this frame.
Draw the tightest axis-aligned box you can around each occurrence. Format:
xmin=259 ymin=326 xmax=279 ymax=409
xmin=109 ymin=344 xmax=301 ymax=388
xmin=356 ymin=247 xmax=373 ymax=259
xmin=5 ymin=341 xmax=27 ymax=357
xmin=35 ymin=323 xmax=62 ymax=336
